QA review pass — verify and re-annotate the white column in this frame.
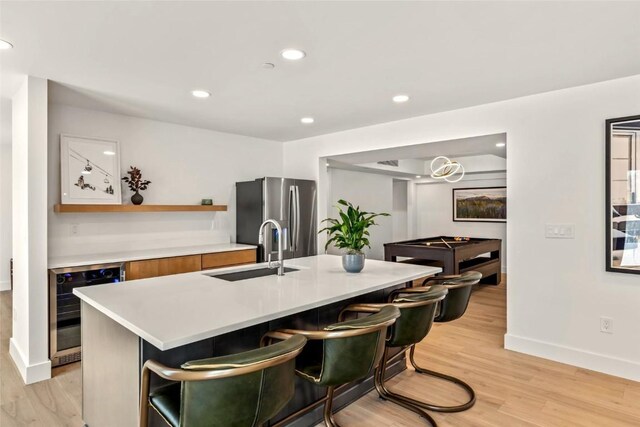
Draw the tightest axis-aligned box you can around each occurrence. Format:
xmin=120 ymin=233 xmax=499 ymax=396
xmin=407 ymin=181 xmax=417 ymax=238
xmin=0 ymin=110 xmax=12 ymax=290
xmin=317 ymin=157 xmax=329 ymax=253
xmin=9 ymin=76 xmax=50 ymax=384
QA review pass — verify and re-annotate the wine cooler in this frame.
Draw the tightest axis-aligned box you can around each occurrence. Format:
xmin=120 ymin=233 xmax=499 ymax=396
xmin=49 ymin=263 xmax=125 ymax=367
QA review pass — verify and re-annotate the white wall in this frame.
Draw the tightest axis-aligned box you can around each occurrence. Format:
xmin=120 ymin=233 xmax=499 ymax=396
xmin=0 ymin=139 xmax=12 ymax=291
xmin=392 ymin=180 xmax=408 ymax=241
xmin=284 ymin=75 xmax=640 ymax=381
xmin=10 ymin=76 xmax=51 ymax=384
xmin=415 ymin=174 xmax=507 ymax=272
xmin=47 ymin=104 xmax=283 ymax=257
xmin=327 ymin=168 xmax=392 ymax=260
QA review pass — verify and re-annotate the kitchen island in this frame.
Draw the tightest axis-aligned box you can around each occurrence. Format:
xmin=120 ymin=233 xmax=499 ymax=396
xmin=74 ymin=254 xmax=441 ymax=427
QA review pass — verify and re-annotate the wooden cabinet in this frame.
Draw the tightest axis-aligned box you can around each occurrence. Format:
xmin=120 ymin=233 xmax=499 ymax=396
xmin=159 ymin=255 xmax=202 ymax=276
xmin=126 ymin=255 xmax=202 ymax=280
xmin=125 ymin=249 xmax=256 ymax=281
xmin=126 ymin=259 xmax=158 ymax=281
xmin=201 ymin=249 xmax=256 ymax=270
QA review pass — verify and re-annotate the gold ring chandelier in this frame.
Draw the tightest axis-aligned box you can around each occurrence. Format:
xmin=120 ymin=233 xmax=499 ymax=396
xmin=429 ymin=156 xmax=465 ymax=183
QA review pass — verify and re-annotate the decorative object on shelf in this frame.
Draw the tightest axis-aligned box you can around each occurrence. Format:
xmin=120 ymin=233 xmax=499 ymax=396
xmin=606 ymin=114 xmax=640 ymax=274
xmin=453 ymin=187 xmax=506 ymax=223
xmin=430 ymin=156 xmax=465 ymax=182
xmin=130 ymin=192 xmax=144 ymax=206
xmin=320 ymin=199 xmax=389 ymax=273
xmin=122 ymin=166 xmax=151 ymax=205
xmin=201 ymin=199 xmax=213 ymax=205
xmin=60 ymin=134 xmax=122 ymax=205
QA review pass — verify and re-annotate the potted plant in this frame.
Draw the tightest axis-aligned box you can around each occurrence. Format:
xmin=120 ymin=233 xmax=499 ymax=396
xmin=319 ymin=199 xmax=390 ymax=273
xmin=122 ymin=166 xmax=151 ymax=205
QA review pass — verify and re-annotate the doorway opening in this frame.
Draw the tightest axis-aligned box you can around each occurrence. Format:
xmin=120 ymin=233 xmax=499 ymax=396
xmin=320 ymin=132 xmax=507 ymax=285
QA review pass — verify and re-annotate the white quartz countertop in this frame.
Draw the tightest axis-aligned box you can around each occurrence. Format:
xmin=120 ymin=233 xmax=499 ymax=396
xmin=74 ymin=255 xmax=441 ymax=350
xmin=48 ymin=243 xmax=257 ymax=269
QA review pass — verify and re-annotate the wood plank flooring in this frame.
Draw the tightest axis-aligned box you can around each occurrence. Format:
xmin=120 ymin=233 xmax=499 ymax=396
xmin=1 ymin=276 xmax=639 ymax=426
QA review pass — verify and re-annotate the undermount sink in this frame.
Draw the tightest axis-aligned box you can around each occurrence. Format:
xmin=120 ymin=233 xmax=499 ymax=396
xmin=206 ymin=267 xmax=299 ymax=282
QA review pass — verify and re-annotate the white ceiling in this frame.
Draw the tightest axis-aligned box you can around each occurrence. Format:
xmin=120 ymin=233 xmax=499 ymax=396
xmin=326 ymin=133 xmax=506 ymax=178
xmin=2 ymin=2 xmax=640 ymax=142
xmin=327 ymin=133 xmax=506 ymax=164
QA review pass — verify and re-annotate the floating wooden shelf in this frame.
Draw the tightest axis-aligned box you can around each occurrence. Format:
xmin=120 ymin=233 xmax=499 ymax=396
xmin=53 ymin=204 xmax=227 ymax=213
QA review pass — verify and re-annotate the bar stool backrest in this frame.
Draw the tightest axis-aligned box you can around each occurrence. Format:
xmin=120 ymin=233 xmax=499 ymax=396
xmin=432 ymin=271 xmax=482 ymax=323
xmin=143 ymin=335 xmax=306 ymax=427
xmin=297 ymin=306 xmax=401 ymax=387
xmin=387 ymin=285 xmax=448 ymax=348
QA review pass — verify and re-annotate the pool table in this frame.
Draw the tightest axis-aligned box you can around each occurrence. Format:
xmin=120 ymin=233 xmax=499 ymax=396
xmin=384 ymin=236 xmax=502 ymax=285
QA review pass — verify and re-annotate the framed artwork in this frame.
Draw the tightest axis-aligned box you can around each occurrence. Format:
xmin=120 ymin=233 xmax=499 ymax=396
xmin=606 ymin=114 xmax=640 ymax=274
xmin=452 ymin=187 xmax=506 ymax=222
xmin=60 ymin=134 xmax=122 ymax=205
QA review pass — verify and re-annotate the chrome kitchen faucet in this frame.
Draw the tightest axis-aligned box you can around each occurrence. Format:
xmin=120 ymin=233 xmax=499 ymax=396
xmin=258 ymin=219 xmax=285 ymax=276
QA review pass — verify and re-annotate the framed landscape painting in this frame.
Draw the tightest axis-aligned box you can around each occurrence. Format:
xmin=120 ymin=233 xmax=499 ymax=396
xmin=60 ymin=134 xmax=122 ymax=205
xmin=453 ymin=187 xmax=506 ymax=222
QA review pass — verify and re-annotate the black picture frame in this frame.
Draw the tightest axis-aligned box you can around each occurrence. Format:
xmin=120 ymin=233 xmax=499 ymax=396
xmin=605 ymin=114 xmax=640 ymax=275
xmin=452 ymin=186 xmax=507 ymax=223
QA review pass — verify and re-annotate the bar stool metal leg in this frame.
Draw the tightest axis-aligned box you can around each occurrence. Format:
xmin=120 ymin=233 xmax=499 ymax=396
xmin=323 ymin=386 xmax=342 ymax=427
xmin=374 ymin=349 xmax=438 ymax=427
xmin=375 ymin=345 xmax=475 ymax=416
xmin=407 ymin=345 xmax=475 ymax=412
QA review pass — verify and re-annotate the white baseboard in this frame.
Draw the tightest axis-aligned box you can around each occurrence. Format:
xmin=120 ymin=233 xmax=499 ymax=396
xmin=9 ymin=338 xmax=51 ymax=384
xmin=505 ymin=333 xmax=640 ymax=382
xmin=0 ymin=280 xmax=11 ymax=291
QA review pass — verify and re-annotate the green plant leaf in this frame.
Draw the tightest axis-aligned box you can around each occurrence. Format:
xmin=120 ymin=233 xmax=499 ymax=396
xmin=318 ymin=199 xmax=390 ymax=252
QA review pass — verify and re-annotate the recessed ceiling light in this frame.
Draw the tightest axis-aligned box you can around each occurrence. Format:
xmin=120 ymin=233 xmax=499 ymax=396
xmin=301 ymin=117 xmax=314 ymax=124
xmin=281 ymin=49 xmax=306 ymax=60
xmin=191 ymin=90 xmax=211 ymax=98
xmin=393 ymin=94 xmax=410 ymax=103
xmin=103 ymin=150 xmax=116 ymax=156
xmin=496 ymin=142 xmax=506 ymax=147
xmin=0 ymin=39 xmax=13 ymax=50
xmin=326 ymin=163 xmax=330 ymax=167
xmin=415 ymin=175 xmax=422 ymax=178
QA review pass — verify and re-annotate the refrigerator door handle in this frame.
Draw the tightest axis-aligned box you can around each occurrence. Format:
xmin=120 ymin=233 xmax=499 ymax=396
xmin=295 ymin=185 xmax=301 ymax=252
xmin=289 ymin=185 xmax=296 ymax=251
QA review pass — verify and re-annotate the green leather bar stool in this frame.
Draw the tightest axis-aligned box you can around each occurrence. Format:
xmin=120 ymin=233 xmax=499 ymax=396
xmin=139 ymin=334 xmax=307 ymax=427
xmin=340 ymin=285 xmax=448 ymax=426
xmin=409 ymin=270 xmax=483 ymax=412
xmin=264 ymin=305 xmax=401 ymax=427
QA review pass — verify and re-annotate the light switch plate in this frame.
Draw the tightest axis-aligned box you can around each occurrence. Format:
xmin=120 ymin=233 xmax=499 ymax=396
xmin=545 ymin=223 xmax=575 ymax=239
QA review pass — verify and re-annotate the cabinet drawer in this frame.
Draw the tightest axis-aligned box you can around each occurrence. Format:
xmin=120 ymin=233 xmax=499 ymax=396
xmin=201 ymin=249 xmax=256 ymax=270
xmin=126 ymin=255 xmax=202 ymax=280
xmin=126 ymin=259 xmax=159 ymax=281
xmin=158 ymin=255 xmax=202 ymax=276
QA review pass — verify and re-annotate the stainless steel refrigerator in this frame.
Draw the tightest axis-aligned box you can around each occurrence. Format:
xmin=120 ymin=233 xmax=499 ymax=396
xmin=236 ymin=177 xmax=317 ymax=261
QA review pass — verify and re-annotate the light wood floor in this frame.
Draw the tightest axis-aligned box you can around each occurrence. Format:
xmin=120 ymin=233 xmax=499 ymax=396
xmin=1 ymin=277 xmax=639 ymax=426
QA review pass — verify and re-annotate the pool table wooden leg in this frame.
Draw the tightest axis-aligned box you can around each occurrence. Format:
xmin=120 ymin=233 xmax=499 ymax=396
xmin=444 ymin=257 xmax=457 ymax=275
xmin=486 ymin=273 xmax=501 ymax=285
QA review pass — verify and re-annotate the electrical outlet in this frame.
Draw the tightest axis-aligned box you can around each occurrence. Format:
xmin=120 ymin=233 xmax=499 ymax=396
xmin=71 ymin=223 xmax=79 ymax=235
xmin=600 ymin=316 xmax=613 ymax=334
